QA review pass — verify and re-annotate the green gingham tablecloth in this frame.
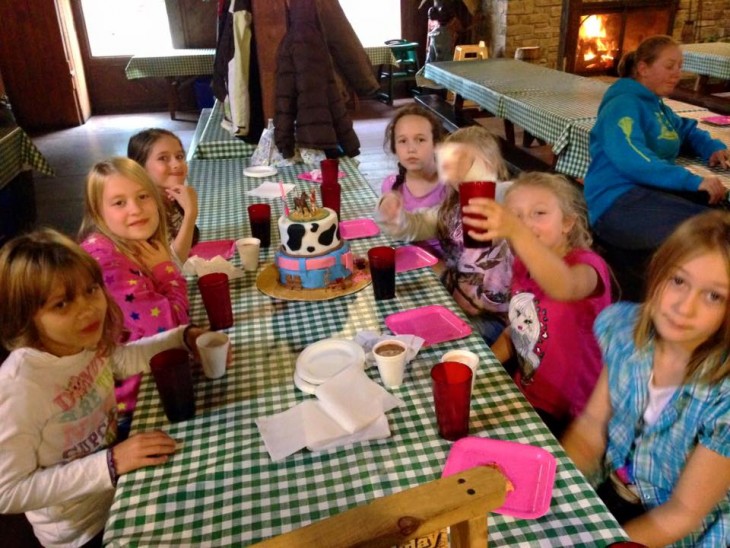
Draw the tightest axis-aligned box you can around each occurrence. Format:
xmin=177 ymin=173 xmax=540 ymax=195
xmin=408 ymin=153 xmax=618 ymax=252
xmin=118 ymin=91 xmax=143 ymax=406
xmin=680 ymin=42 xmax=730 ymax=81
xmin=103 ymin=157 xmax=627 ymax=546
xmin=364 ymin=46 xmax=396 ymax=66
xmin=124 ymin=49 xmax=215 ymax=80
xmin=0 ymin=127 xmax=54 ymax=189
xmin=192 ymin=100 xmax=257 ymax=160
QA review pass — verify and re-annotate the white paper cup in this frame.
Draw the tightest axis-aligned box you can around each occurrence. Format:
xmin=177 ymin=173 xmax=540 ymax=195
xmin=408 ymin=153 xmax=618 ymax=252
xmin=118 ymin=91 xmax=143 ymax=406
xmin=373 ymin=339 xmax=408 ymax=389
xmin=197 ymin=332 xmax=230 ymax=379
xmin=236 ymin=237 xmax=261 ymax=271
xmin=441 ymin=349 xmax=479 ymax=392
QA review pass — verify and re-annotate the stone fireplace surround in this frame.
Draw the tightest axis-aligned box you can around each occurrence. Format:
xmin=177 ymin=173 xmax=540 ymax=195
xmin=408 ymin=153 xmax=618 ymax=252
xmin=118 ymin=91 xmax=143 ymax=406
xmin=483 ymin=0 xmax=730 ymax=71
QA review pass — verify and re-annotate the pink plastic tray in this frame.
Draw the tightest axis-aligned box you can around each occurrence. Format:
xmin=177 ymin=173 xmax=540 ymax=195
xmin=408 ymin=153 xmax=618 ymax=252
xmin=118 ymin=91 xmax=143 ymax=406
xmin=442 ymin=437 xmax=557 ymax=519
xmin=298 ymin=170 xmax=346 ymax=183
xmin=189 ymin=240 xmax=236 ymax=260
xmin=395 ymin=245 xmax=438 ymax=273
xmin=340 ymin=218 xmax=380 ymax=240
xmin=384 ymin=305 xmax=471 ymax=346
xmin=701 ymin=115 xmax=730 ymax=127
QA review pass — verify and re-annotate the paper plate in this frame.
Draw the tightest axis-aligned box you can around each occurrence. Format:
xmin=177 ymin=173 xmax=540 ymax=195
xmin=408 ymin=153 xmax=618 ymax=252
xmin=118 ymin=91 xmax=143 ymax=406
xmin=295 ymin=339 xmax=366 ymax=385
xmin=293 ymin=371 xmax=318 ymax=395
xmin=395 ymin=245 xmax=438 ymax=273
xmin=189 ymin=240 xmax=236 ymax=261
xmin=385 ymin=305 xmax=472 ymax=347
xmin=256 ymin=263 xmax=371 ymax=302
xmin=243 ymin=165 xmax=278 ymax=178
xmin=442 ymin=437 xmax=557 ymax=519
xmin=340 ymin=218 xmax=380 ymax=240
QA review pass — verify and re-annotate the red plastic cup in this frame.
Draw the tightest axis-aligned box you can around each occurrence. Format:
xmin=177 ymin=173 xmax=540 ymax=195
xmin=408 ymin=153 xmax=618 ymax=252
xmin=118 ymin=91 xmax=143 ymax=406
xmin=459 ymin=181 xmax=496 ymax=248
xmin=149 ymin=348 xmax=196 ymax=423
xmin=431 ymin=361 xmax=473 ymax=441
xmin=248 ymin=203 xmax=271 ymax=248
xmin=197 ymin=272 xmax=233 ymax=330
xmin=320 ymin=158 xmax=339 ymax=185
xmin=368 ymin=246 xmax=396 ymax=300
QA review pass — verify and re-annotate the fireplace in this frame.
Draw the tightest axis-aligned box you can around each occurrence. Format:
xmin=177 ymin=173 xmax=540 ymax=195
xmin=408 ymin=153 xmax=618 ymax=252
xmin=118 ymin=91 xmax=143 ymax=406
xmin=559 ymin=0 xmax=679 ymax=75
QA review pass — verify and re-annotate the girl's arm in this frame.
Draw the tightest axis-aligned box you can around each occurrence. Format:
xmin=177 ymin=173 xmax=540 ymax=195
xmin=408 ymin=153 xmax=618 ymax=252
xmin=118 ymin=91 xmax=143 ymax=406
xmin=374 ymin=192 xmax=439 ymax=242
xmin=622 ymin=445 xmax=730 ymax=546
xmin=490 ymin=328 xmax=514 ymax=364
xmin=463 ymin=198 xmax=600 ymax=300
xmin=561 ymin=367 xmax=611 ymax=477
xmin=166 ymin=186 xmax=199 ymax=263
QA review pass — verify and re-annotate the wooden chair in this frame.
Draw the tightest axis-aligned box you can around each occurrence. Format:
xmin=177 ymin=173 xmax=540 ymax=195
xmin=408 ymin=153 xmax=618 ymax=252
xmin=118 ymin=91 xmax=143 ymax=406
xmin=378 ymin=39 xmax=421 ymax=105
xmin=251 ymin=466 xmax=507 ymax=548
xmin=446 ymin=42 xmax=489 ymax=108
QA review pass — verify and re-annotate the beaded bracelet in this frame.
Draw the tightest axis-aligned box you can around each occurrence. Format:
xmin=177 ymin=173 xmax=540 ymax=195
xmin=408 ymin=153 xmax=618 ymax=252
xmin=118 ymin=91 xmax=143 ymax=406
xmin=106 ymin=448 xmax=118 ymax=487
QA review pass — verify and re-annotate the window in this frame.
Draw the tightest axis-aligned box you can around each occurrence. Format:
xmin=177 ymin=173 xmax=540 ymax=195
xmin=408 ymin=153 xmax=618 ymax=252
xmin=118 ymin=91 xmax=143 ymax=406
xmin=340 ymin=0 xmax=401 ymax=46
xmin=80 ymin=0 xmax=173 ymax=56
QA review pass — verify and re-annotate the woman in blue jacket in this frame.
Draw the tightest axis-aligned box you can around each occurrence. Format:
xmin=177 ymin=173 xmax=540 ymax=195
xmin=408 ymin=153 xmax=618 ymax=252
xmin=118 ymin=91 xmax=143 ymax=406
xmin=584 ymin=35 xmax=729 ymax=256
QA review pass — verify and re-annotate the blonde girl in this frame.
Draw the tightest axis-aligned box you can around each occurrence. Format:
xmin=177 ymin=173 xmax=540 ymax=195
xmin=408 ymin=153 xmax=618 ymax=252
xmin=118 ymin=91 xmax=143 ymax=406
xmin=562 ymin=210 xmax=730 ymax=546
xmin=79 ymin=157 xmax=189 ymax=434
xmin=376 ymin=125 xmax=513 ymax=345
xmin=128 ymin=128 xmax=199 ymax=264
xmin=465 ymin=172 xmax=612 ymax=435
xmin=0 ymin=229 xmax=201 ymax=547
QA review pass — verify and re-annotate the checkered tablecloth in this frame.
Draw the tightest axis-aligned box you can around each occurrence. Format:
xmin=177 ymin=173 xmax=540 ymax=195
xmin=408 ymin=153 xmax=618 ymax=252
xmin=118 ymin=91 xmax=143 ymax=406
xmin=192 ymin=100 xmax=257 ymax=160
xmin=680 ymin=42 xmax=730 ymax=80
xmin=364 ymin=46 xmax=396 ymax=66
xmin=124 ymin=49 xmax=215 ymax=80
xmin=103 ymin=157 xmax=627 ymax=546
xmin=0 ymin=127 xmax=54 ymax=190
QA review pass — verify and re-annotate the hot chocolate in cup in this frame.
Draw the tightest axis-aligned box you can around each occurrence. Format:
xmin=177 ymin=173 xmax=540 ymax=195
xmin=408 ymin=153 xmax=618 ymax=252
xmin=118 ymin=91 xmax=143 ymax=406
xmin=373 ymin=339 xmax=408 ymax=389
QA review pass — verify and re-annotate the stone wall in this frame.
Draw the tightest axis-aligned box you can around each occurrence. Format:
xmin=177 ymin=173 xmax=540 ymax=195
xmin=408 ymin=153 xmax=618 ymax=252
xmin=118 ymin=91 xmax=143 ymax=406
xmin=481 ymin=0 xmax=730 ymax=70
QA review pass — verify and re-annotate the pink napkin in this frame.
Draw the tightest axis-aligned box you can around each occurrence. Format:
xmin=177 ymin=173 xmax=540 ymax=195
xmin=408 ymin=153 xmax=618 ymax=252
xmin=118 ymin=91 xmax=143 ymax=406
xmin=189 ymin=240 xmax=236 ymax=261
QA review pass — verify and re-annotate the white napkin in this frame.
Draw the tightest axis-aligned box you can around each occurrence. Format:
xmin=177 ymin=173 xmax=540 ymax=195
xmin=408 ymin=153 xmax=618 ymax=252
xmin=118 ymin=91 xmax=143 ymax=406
xmin=354 ymin=330 xmax=425 ymax=368
xmin=255 ymin=366 xmax=403 ymax=461
xmin=247 ymin=182 xmax=295 ymax=199
xmin=182 ymin=255 xmax=244 ymax=280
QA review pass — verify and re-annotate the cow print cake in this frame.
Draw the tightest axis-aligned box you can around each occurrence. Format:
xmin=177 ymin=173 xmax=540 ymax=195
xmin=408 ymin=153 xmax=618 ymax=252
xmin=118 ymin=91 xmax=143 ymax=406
xmin=274 ymin=191 xmax=353 ymax=290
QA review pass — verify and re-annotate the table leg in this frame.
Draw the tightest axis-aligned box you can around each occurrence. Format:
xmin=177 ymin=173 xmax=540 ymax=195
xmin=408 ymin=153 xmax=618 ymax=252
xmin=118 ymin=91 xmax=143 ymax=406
xmin=694 ymin=75 xmax=709 ymax=95
xmin=166 ymin=77 xmax=180 ymax=121
xmin=504 ymin=120 xmax=515 ymax=145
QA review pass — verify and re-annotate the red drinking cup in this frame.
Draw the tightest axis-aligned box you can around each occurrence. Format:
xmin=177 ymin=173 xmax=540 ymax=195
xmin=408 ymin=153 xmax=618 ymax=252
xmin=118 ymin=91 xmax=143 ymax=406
xmin=247 ymin=203 xmax=271 ymax=248
xmin=367 ymin=246 xmax=396 ymax=300
xmin=149 ymin=348 xmax=196 ymax=423
xmin=320 ymin=159 xmax=341 ymax=219
xmin=320 ymin=158 xmax=339 ymax=185
xmin=197 ymin=272 xmax=233 ymax=330
xmin=459 ymin=181 xmax=496 ymax=248
xmin=431 ymin=361 xmax=473 ymax=441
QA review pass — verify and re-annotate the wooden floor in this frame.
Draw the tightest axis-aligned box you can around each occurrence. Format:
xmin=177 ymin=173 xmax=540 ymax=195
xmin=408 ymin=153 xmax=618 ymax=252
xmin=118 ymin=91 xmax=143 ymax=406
xmin=28 ymin=96 xmax=552 ymax=238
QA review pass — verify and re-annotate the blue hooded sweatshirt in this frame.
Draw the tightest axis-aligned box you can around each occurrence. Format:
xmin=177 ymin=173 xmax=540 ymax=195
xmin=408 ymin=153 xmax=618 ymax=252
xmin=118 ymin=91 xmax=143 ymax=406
xmin=583 ymin=78 xmax=726 ymax=224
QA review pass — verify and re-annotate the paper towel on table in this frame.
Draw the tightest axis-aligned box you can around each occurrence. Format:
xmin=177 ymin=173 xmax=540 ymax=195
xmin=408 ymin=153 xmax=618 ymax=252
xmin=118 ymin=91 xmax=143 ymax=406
xmin=255 ymin=366 xmax=403 ymax=461
xmin=247 ymin=182 xmax=295 ymax=199
xmin=354 ymin=331 xmax=425 ymax=367
xmin=182 ymin=255 xmax=244 ymax=280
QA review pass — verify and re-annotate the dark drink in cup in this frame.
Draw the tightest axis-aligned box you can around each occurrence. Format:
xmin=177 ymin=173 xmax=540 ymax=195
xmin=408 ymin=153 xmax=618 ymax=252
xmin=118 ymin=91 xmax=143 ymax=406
xmin=320 ymin=159 xmax=341 ymax=219
xmin=149 ymin=349 xmax=196 ymax=423
xmin=431 ymin=361 xmax=473 ymax=441
xmin=368 ymin=246 xmax=396 ymax=300
xmin=248 ymin=204 xmax=271 ymax=248
xmin=197 ymin=273 xmax=234 ymax=330
xmin=459 ymin=181 xmax=496 ymax=248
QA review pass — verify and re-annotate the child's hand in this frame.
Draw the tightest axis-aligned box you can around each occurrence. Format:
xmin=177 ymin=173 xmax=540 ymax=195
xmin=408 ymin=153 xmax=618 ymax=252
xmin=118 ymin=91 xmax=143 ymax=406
xmin=166 ymin=185 xmax=199 ymax=218
xmin=462 ymin=198 xmax=523 ymax=242
xmin=133 ymin=240 xmax=172 ymax=270
xmin=437 ymin=143 xmax=477 ymax=185
xmin=698 ymin=176 xmax=727 ymax=204
xmin=708 ymin=148 xmax=730 ymax=169
xmin=377 ymin=191 xmax=404 ymax=224
xmin=112 ymin=430 xmax=178 ymax=475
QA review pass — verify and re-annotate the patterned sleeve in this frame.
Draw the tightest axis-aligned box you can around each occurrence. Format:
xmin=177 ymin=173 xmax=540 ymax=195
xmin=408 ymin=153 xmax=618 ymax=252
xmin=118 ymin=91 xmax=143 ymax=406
xmin=698 ymin=382 xmax=730 ymax=459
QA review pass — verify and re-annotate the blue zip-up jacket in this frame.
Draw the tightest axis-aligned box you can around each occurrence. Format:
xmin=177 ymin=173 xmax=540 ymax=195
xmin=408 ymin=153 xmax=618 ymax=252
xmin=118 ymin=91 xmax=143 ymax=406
xmin=584 ymin=78 xmax=726 ymax=224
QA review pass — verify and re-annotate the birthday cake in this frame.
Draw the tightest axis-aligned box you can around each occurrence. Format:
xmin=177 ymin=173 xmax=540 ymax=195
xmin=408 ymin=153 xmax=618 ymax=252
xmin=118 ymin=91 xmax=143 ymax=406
xmin=274 ymin=191 xmax=353 ymax=290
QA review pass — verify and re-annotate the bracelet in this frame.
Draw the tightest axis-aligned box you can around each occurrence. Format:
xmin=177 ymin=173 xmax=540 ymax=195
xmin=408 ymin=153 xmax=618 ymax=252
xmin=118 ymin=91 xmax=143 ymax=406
xmin=106 ymin=448 xmax=118 ymax=487
xmin=182 ymin=324 xmax=198 ymax=351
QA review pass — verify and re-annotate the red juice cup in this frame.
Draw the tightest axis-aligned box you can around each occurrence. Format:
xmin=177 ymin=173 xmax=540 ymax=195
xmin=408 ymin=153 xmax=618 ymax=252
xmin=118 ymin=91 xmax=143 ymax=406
xmin=149 ymin=348 xmax=196 ymax=423
xmin=431 ymin=361 xmax=473 ymax=441
xmin=197 ymin=272 xmax=233 ymax=330
xmin=320 ymin=158 xmax=339 ymax=185
xmin=248 ymin=203 xmax=271 ymax=248
xmin=320 ymin=159 xmax=341 ymax=219
xmin=368 ymin=246 xmax=396 ymax=300
xmin=459 ymin=181 xmax=496 ymax=248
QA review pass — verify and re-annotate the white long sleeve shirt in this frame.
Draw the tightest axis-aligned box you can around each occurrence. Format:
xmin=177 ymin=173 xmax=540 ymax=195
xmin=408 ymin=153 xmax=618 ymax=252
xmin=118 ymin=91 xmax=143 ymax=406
xmin=0 ymin=326 xmax=186 ymax=547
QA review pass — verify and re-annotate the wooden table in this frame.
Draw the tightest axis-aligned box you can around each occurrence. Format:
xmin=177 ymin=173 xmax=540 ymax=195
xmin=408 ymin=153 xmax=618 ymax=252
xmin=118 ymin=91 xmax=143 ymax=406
xmin=124 ymin=49 xmax=215 ymax=120
xmin=102 ymin=155 xmax=628 ymax=546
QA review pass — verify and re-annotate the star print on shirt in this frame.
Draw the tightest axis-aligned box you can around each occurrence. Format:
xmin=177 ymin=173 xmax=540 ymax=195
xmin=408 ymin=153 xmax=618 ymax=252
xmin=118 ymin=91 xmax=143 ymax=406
xmin=104 ymin=274 xmax=115 ymax=286
xmin=130 ymin=312 xmax=140 ymax=321
xmin=125 ymin=294 xmax=135 ymax=302
xmin=165 ymin=265 xmax=175 ymax=274
xmin=150 ymin=307 xmax=161 ymax=317
xmin=128 ymin=279 xmax=138 ymax=286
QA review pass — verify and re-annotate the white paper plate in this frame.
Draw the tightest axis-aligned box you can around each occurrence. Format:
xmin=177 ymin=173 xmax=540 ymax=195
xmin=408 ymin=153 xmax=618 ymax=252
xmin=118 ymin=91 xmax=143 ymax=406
xmin=295 ymin=339 xmax=365 ymax=385
xmin=243 ymin=165 xmax=278 ymax=178
xmin=293 ymin=371 xmax=318 ymax=395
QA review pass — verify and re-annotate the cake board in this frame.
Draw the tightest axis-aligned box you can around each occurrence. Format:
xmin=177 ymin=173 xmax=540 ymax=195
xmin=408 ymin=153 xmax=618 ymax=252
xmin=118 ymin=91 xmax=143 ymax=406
xmin=256 ymin=263 xmax=371 ymax=302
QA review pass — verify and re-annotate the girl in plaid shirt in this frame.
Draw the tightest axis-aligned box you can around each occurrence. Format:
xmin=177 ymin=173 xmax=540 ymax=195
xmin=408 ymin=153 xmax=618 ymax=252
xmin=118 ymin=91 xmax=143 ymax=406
xmin=562 ymin=210 xmax=730 ymax=547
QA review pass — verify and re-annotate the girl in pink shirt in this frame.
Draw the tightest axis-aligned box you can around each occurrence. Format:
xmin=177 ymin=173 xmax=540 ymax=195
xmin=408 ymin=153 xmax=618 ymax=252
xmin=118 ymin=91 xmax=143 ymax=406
xmin=79 ymin=158 xmax=190 ymax=437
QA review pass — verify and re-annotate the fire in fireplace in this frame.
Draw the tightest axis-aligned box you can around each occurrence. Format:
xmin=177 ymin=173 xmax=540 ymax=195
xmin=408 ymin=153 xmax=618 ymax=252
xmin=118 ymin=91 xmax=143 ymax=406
xmin=560 ymin=1 xmax=679 ymax=75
